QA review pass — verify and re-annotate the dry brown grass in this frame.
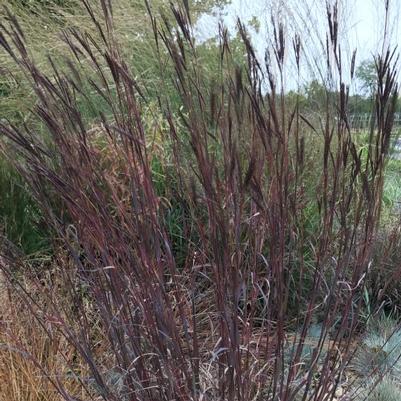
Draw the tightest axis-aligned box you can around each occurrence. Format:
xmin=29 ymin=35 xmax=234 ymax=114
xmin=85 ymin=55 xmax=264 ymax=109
xmin=0 ymin=269 xmax=90 ymax=401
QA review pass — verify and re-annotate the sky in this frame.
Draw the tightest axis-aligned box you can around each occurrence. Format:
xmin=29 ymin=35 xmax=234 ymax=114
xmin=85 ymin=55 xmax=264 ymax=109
xmin=194 ymin=0 xmax=401 ymax=90
xmin=350 ymin=0 xmax=400 ymax=56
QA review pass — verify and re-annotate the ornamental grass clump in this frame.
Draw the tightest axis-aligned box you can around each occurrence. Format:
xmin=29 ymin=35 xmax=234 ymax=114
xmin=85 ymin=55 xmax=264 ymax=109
xmin=352 ymin=315 xmax=401 ymax=380
xmin=358 ymin=378 xmax=401 ymax=401
xmin=1 ymin=1 xmax=401 ymax=400
xmin=367 ymin=379 xmax=401 ymax=401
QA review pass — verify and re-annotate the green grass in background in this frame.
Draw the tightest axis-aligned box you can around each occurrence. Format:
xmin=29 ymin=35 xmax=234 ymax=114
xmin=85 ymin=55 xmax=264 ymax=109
xmin=0 ymin=159 xmax=49 ymax=255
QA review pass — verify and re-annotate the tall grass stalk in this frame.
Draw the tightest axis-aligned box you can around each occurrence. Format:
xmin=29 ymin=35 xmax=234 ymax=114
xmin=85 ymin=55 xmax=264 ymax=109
xmin=0 ymin=1 xmax=400 ymax=400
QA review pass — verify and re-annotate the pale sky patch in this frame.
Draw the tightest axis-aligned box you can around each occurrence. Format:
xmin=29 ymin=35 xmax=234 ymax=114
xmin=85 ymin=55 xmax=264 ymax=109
xmin=194 ymin=0 xmax=401 ymax=89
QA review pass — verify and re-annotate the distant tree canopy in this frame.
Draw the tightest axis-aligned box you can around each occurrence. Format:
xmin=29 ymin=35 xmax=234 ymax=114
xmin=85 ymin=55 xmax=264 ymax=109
xmin=285 ymin=79 xmax=373 ymax=115
xmin=356 ymin=59 xmax=377 ymax=96
xmin=285 ymin=62 xmax=400 ymax=116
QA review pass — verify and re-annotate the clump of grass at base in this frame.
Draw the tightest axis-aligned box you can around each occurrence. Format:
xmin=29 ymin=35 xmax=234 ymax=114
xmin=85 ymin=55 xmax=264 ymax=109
xmin=358 ymin=378 xmax=401 ymax=401
xmin=352 ymin=315 xmax=401 ymax=380
xmin=0 ymin=270 xmax=89 ymax=401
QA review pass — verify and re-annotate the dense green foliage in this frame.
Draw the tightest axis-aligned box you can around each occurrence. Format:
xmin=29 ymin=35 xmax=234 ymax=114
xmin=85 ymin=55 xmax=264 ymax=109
xmin=0 ymin=159 xmax=49 ymax=255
